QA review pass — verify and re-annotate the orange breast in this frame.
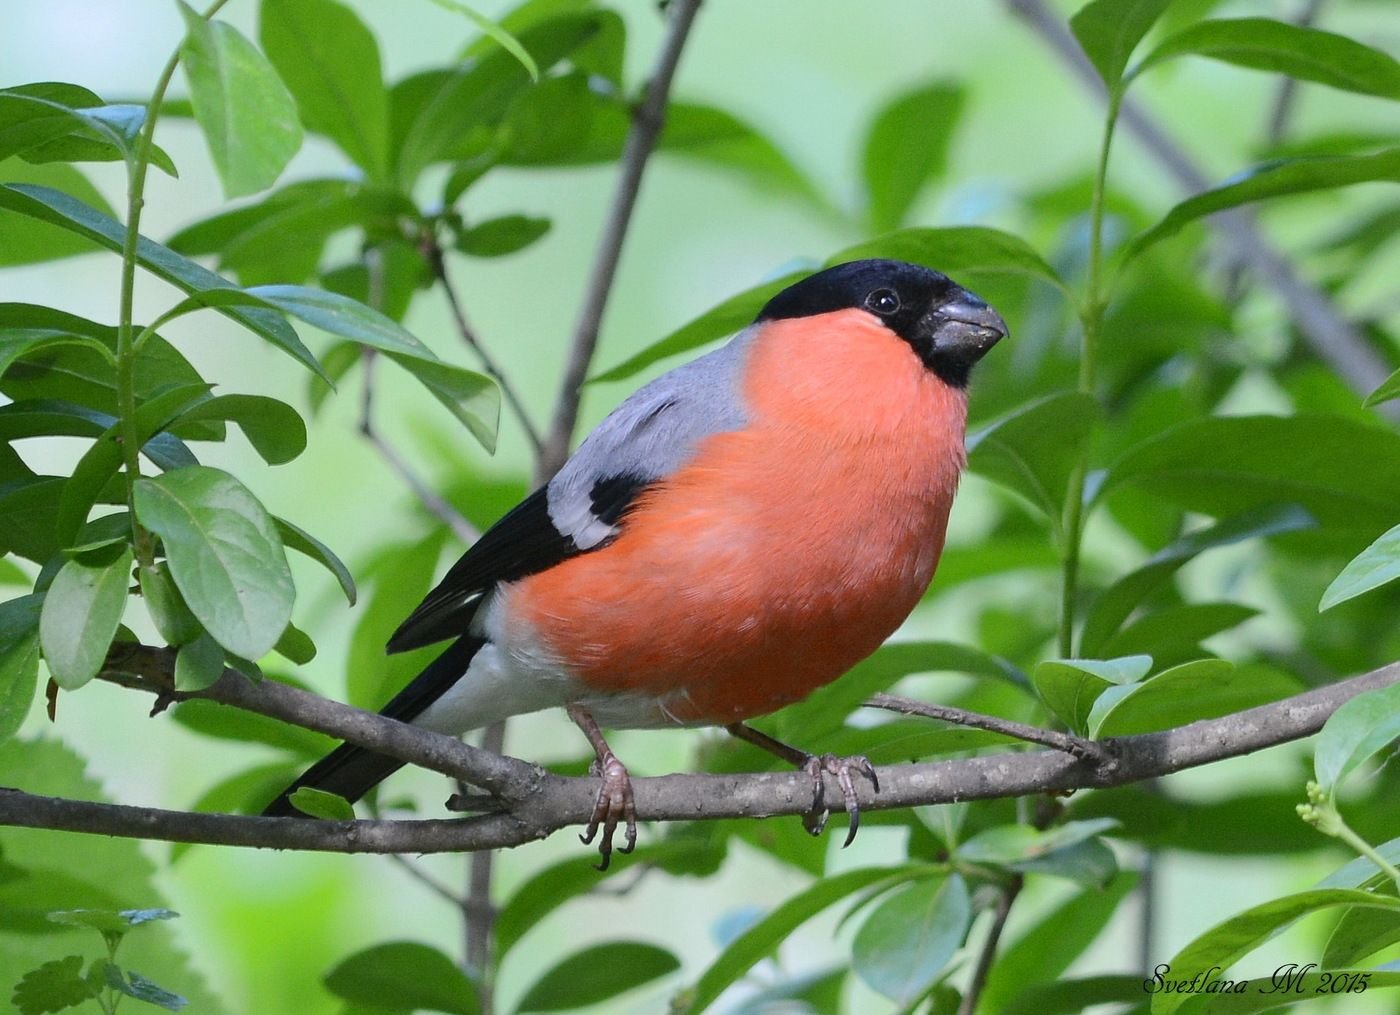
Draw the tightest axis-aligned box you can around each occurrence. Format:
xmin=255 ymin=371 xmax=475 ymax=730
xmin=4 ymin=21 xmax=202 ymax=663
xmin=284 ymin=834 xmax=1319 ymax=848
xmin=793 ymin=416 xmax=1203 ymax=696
xmin=509 ymin=309 xmax=968 ymax=725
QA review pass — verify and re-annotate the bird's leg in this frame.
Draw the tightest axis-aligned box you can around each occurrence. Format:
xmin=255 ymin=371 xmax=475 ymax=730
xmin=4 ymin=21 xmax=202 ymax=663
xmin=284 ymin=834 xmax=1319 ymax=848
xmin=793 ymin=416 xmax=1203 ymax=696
xmin=566 ymin=703 xmax=637 ymax=870
xmin=725 ymin=722 xmax=879 ymax=847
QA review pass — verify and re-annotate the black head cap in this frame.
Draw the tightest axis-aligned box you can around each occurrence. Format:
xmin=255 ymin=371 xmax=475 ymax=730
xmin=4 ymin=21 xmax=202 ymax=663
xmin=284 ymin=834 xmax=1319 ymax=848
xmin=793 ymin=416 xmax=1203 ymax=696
xmin=755 ymin=259 xmax=1007 ymax=387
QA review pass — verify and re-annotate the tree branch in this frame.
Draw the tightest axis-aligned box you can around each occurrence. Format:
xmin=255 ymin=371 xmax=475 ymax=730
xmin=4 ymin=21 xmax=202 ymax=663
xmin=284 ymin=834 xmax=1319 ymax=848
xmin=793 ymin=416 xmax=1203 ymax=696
xmin=1004 ymin=0 xmax=1397 ymax=416
xmin=2 ymin=647 xmax=1394 ymax=856
xmin=538 ymin=0 xmax=705 ymax=477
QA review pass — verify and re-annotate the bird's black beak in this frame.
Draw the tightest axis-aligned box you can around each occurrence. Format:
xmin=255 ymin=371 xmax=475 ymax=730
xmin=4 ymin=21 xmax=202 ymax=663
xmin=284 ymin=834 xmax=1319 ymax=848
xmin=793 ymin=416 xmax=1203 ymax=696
xmin=929 ymin=296 xmax=1008 ymax=364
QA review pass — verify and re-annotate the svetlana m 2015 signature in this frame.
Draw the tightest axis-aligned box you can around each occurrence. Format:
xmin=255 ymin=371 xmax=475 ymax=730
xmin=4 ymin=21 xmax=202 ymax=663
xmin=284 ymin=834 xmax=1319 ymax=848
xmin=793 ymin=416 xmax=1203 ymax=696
xmin=1145 ymin=963 xmax=1372 ymax=997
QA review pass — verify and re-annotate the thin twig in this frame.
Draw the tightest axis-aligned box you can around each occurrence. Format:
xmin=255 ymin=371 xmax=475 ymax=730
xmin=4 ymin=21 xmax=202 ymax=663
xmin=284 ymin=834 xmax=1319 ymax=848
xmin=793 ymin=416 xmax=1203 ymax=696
xmin=958 ymin=875 xmax=1024 ymax=1015
xmin=1004 ymin=0 xmax=1398 ymax=416
xmin=1 ymin=647 xmax=1387 ymax=854
xmin=866 ymin=693 xmax=1110 ymax=764
xmin=538 ymin=0 xmax=705 ymax=477
xmin=424 ymin=236 xmax=543 ymax=455
xmin=386 ymin=853 xmax=463 ymax=907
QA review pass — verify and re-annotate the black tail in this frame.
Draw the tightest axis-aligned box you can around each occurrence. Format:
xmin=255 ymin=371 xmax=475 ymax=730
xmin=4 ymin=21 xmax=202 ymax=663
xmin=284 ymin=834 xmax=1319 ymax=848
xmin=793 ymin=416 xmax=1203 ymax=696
xmin=262 ymin=636 xmax=484 ymax=817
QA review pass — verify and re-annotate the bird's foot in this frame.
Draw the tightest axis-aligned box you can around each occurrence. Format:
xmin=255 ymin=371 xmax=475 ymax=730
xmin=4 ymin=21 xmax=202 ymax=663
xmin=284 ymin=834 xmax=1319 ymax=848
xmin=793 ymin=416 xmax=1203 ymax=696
xmin=801 ymin=753 xmax=880 ymax=847
xmin=579 ymin=750 xmax=636 ymax=871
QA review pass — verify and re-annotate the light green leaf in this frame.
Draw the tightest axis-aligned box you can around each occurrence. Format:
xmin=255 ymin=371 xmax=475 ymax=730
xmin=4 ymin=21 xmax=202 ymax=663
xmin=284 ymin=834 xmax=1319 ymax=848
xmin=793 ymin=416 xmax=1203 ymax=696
xmin=178 ymin=3 xmax=302 ymax=197
xmin=133 ymin=466 xmax=294 ymax=661
xmin=10 ymin=955 xmax=96 ymax=1015
xmin=323 ymin=941 xmax=479 ymax=1015
xmin=1321 ymin=523 xmax=1400 ymax=610
xmin=1070 ymin=0 xmax=1175 ymax=94
xmin=1324 ymin=895 xmax=1400 ymax=968
xmin=1126 ymin=149 xmax=1400 ymax=262
xmin=852 ymin=873 xmax=969 ymax=1005
xmin=1032 ymin=656 xmax=1152 ymax=734
xmin=1088 ymin=660 xmax=1300 ymax=738
xmin=1365 ymin=366 xmax=1400 ymax=408
xmin=454 ymin=213 xmax=549 ymax=257
xmin=38 ymin=547 xmax=133 ymax=690
xmin=0 ymin=160 xmax=116 ymax=267
xmin=259 ymin=0 xmax=389 ymax=178
xmin=174 ymin=633 xmax=226 ymax=692
xmin=1132 ymin=18 xmax=1400 ymax=100
xmin=517 ymin=941 xmax=679 ymax=1012
xmin=426 ymin=0 xmax=539 ymax=81
xmin=967 ymin=392 xmax=1100 ymax=526
xmin=273 ymin=515 xmax=355 ymax=605
xmin=1314 ymin=680 xmax=1400 ymax=793
xmin=833 ymin=226 xmax=1066 ymax=291
xmin=863 ymin=81 xmax=964 ymax=233
xmin=288 ymin=786 xmax=355 ymax=821
xmin=1150 ymin=889 xmax=1400 ymax=1015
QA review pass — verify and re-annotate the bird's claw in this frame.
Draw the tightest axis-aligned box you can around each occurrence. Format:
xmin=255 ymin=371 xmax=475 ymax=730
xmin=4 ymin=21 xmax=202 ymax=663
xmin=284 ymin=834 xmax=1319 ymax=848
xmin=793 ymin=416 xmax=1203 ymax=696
xmin=579 ymin=751 xmax=636 ymax=870
xmin=801 ymin=753 xmax=880 ymax=847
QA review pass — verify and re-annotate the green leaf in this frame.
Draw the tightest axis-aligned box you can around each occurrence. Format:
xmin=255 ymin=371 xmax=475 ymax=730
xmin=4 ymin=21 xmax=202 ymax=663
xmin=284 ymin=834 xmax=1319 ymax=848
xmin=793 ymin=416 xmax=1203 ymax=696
xmin=259 ymin=0 xmax=389 ymax=178
xmin=245 ymin=284 xmax=500 ymax=449
xmin=832 ymin=226 xmax=1066 ymax=291
xmin=1317 ymin=835 xmax=1400 ymax=891
xmin=863 ymin=81 xmax=964 ymax=233
xmin=173 ymin=633 xmax=226 ymax=692
xmin=1104 ymin=414 xmax=1400 ymax=534
xmin=967 ymin=392 xmax=1100 ymax=525
xmin=1321 ymin=522 xmax=1400 ymax=610
xmin=1079 ymin=505 xmax=1314 ymax=656
xmin=0 ymin=161 xmax=116 ymax=268
xmin=454 ymin=213 xmax=549 ymax=256
xmin=1151 ymin=889 xmax=1400 ymax=1015
xmin=287 ymin=786 xmax=355 ymax=820
xmin=273 ymin=515 xmax=355 ymax=605
xmin=1002 ymin=975 xmax=1146 ymax=1015
xmin=589 ymin=271 xmax=808 ymax=384
xmin=0 ymin=82 xmax=103 ymax=158
xmin=1314 ymin=680 xmax=1400 ymax=792
xmin=133 ymin=466 xmax=294 ymax=661
xmin=1101 ymin=602 xmax=1259 ymax=661
xmin=138 ymin=563 xmax=202 ymax=646
xmin=1173 ymin=969 xmax=1400 ymax=1014
xmin=1126 ymin=149 xmax=1400 ymax=262
xmin=1069 ymin=0 xmax=1175 ymax=94
xmin=1032 ymin=656 xmax=1151 ymax=734
xmin=106 ymin=968 xmax=187 ymax=1012
xmin=10 ymin=955 xmax=95 ymax=1015
xmin=178 ymin=3 xmax=303 ymax=197
xmin=852 ymin=873 xmax=969 ymax=1005
xmin=0 ymin=86 xmax=176 ymax=174
xmin=957 ymin=821 xmax=1120 ymax=887
xmin=0 ymin=595 xmax=42 ymax=743
xmin=517 ymin=941 xmax=679 ymax=1012
xmin=47 ymin=907 xmax=178 ymax=932
xmin=171 ymin=393 xmax=306 ymax=465
xmin=1324 ymin=892 xmax=1400 ymax=967
xmin=38 ymin=547 xmax=133 ymax=690
xmin=171 ymin=685 xmax=333 ymax=758
xmin=426 ymin=0 xmax=539 ymax=81
xmin=0 ymin=184 xmax=324 ymax=378
xmin=1132 ymin=18 xmax=1400 ymax=99
xmin=1088 ymin=660 xmax=1300 ymax=738
xmin=323 ymin=941 xmax=479 ymax=1015
xmin=1365 ymin=366 xmax=1400 ymax=408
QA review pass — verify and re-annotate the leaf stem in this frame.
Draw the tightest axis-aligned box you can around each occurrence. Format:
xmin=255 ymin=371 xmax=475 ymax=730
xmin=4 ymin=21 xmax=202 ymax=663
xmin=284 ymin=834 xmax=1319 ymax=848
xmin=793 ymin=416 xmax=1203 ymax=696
xmin=1057 ymin=96 xmax=1118 ymax=658
xmin=114 ymin=0 xmax=231 ymax=568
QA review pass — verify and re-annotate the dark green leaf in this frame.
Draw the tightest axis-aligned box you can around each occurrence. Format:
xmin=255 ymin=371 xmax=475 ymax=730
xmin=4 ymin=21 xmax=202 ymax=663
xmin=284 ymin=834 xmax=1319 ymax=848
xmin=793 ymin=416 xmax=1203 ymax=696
xmin=324 ymin=941 xmax=479 ymax=1015
xmin=274 ymin=515 xmax=355 ymax=605
xmin=0 ymin=595 xmax=42 ymax=743
xmin=172 ymin=393 xmax=306 ymax=465
xmin=0 ymin=86 xmax=175 ymax=173
xmin=454 ymin=213 xmax=549 ymax=257
xmin=10 ymin=955 xmax=95 ymax=1015
xmin=957 ymin=820 xmax=1119 ymax=886
xmin=133 ymin=466 xmax=294 ymax=660
xmin=967 ymin=392 xmax=1100 ymax=525
xmin=686 ymin=867 xmax=911 ymax=1013
xmin=1079 ymin=505 xmax=1314 ymax=656
xmin=1069 ymin=0 xmax=1175 ymax=93
xmin=517 ymin=941 xmax=679 ymax=1012
xmin=259 ymin=0 xmax=389 ymax=178
xmin=0 ymin=82 xmax=102 ymax=158
xmin=1101 ymin=602 xmax=1259 ymax=660
xmin=852 ymin=873 xmax=969 ymax=1005
xmin=174 ymin=633 xmax=226 ymax=692
xmin=138 ymin=563 xmax=202 ymax=646
xmin=1088 ymin=660 xmax=1300 ymax=738
xmin=1324 ymin=890 xmax=1400 ymax=967
xmin=1321 ymin=523 xmax=1400 ymax=610
xmin=833 ymin=226 xmax=1066 ymax=291
xmin=1174 ymin=969 xmax=1400 ymax=1014
xmin=1152 ymin=890 xmax=1400 ymax=1015
xmin=1314 ymin=680 xmax=1400 ymax=792
xmin=273 ymin=622 xmax=315 ymax=665
xmin=179 ymin=4 xmax=302 ymax=197
xmin=0 ymin=184 xmax=324 ymax=378
xmin=1365 ymin=362 xmax=1400 ymax=407
xmin=288 ymin=786 xmax=355 ymax=820
xmin=1002 ymin=975 xmax=1149 ymax=1015
xmin=1133 ymin=18 xmax=1400 ymax=99
xmin=0 ymin=477 xmax=66 ymax=563
xmin=1103 ymin=414 xmax=1400 ymax=533
xmin=589 ymin=271 xmax=807 ymax=384
xmin=863 ymin=81 xmax=964 ymax=232
xmin=0 ymin=398 xmax=192 ymax=472
xmin=1126 ymin=149 xmax=1400 ymax=261
xmin=38 ymin=546 xmax=133 ymax=690
xmin=1032 ymin=656 xmax=1151 ymax=734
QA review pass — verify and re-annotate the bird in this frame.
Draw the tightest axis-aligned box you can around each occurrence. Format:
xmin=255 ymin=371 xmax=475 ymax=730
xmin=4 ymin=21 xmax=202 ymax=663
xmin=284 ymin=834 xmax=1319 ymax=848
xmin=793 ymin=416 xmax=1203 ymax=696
xmin=263 ymin=258 xmax=1007 ymax=867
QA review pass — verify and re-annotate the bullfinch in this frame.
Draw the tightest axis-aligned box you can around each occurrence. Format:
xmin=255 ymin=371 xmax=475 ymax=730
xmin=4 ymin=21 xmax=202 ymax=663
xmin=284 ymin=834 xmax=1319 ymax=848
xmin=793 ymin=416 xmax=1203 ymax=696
xmin=264 ymin=258 xmax=1007 ymax=866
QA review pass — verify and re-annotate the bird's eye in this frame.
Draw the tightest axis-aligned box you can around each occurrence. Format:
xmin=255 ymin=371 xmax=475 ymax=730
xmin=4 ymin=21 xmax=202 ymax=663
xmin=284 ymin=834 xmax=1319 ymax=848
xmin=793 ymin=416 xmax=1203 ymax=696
xmin=866 ymin=288 xmax=900 ymax=315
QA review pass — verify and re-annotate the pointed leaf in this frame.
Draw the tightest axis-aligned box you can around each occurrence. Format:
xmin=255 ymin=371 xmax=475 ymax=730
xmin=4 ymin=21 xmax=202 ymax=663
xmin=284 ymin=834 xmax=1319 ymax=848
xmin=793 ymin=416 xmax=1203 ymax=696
xmin=39 ymin=546 xmax=133 ymax=690
xmin=454 ymin=213 xmax=549 ymax=256
xmin=1321 ymin=522 xmax=1400 ymax=610
xmin=323 ymin=941 xmax=479 ymax=1015
xmin=863 ymin=81 xmax=964 ymax=233
xmin=273 ymin=515 xmax=355 ymax=605
xmin=1324 ymin=895 xmax=1400 ymax=967
xmin=171 ymin=393 xmax=306 ymax=465
xmin=1314 ymin=680 xmax=1400 ymax=792
xmin=833 ymin=226 xmax=1066 ymax=291
xmin=967 ymin=392 xmax=1100 ymax=524
xmin=1088 ymin=659 xmax=1300 ymax=738
xmin=1070 ymin=0 xmax=1175 ymax=93
xmin=852 ymin=873 xmax=970 ymax=1005
xmin=0 ymin=594 xmax=43 ymax=743
xmin=133 ymin=466 xmax=294 ymax=660
xmin=427 ymin=0 xmax=539 ymax=80
xmin=1032 ymin=656 xmax=1151 ymax=734
xmin=517 ymin=941 xmax=679 ymax=1012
